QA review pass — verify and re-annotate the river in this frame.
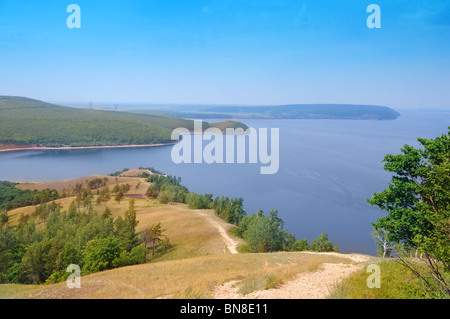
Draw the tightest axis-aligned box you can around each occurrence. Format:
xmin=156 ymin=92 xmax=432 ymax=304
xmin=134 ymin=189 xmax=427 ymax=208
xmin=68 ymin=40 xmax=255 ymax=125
xmin=1 ymin=111 xmax=449 ymax=255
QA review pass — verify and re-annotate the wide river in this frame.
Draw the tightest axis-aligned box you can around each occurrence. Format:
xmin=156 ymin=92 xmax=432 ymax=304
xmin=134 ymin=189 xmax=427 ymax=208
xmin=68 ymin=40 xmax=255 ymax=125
xmin=1 ymin=111 xmax=449 ymax=255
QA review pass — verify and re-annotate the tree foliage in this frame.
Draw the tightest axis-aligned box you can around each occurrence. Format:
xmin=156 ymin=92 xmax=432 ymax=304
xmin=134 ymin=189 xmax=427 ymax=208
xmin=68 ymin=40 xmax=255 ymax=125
xmin=309 ymin=233 xmax=339 ymax=252
xmin=0 ymin=193 xmax=168 ymax=284
xmin=239 ymin=210 xmax=296 ymax=253
xmin=141 ymin=222 xmax=167 ymax=257
xmin=0 ymin=182 xmax=58 ymax=211
xmin=368 ymin=128 xmax=450 ymax=297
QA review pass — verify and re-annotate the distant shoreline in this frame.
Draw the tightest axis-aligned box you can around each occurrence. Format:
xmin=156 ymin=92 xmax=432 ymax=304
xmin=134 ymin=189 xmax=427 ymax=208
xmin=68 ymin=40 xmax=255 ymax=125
xmin=0 ymin=129 xmax=251 ymax=153
xmin=0 ymin=142 xmax=179 ymax=153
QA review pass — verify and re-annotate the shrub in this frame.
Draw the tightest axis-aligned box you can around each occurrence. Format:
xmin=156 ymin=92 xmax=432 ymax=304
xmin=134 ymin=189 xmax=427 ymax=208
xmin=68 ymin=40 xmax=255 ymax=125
xmin=291 ymin=239 xmax=309 ymax=252
xmin=309 ymin=233 xmax=338 ymax=252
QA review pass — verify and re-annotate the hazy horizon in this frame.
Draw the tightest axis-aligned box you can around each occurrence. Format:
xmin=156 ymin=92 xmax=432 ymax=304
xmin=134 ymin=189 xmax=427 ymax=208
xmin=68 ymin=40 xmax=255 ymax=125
xmin=1 ymin=0 xmax=449 ymax=109
xmin=54 ymin=100 xmax=449 ymax=112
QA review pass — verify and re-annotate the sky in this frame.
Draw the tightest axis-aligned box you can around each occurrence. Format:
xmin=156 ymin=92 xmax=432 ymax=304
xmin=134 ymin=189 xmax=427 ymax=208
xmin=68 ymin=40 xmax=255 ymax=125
xmin=0 ymin=0 xmax=449 ymax=109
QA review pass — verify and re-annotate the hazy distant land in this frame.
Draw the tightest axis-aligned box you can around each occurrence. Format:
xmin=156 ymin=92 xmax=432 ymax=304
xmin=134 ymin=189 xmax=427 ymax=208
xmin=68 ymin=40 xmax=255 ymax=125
xmin=129 ymin=104 xmax=401 ymax=120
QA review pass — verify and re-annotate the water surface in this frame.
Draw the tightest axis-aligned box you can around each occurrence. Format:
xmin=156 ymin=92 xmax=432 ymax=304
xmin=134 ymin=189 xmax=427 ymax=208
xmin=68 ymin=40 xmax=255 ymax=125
xmin=1 ymin=111 xmax=448 ymax=255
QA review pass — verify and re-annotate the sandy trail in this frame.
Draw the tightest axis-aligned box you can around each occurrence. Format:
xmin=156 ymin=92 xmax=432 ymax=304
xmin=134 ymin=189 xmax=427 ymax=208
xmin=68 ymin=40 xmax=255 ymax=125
xmin=214 ymin=254 xmax=371 ymax=299
xmin=199 ymin=213 xmax=239 ymax=254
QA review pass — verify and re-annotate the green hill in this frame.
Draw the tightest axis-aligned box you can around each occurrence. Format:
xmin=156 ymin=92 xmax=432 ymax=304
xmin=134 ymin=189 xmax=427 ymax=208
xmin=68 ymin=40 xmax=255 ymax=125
xmin=0 ymin=96 xmax=247 ymax=147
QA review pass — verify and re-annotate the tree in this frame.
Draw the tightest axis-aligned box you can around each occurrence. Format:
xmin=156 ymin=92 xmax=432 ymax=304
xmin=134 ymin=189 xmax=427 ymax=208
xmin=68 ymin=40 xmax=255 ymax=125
xmin=21 ymin=241 xmax=50 ymax=283
xmin=241 ymin=210 xmax=294 ymax=253
xmin=213 ymin=196 xmax=246 ymax=225
xmin=368 ymin=128 xmax=450 ymax=297
xmin=102 ymin=207 xmax=112 ymax=220
xmin=158 ymin=190 xmax=171 ymax=204
xmin=291 ymin=239 xmax=309 ymax=252
xmin=309 ymin=233 xmax=336 ymax=252
xmin=115 ymin=200 xmax=139 ymax=251
xmin=76 ymin=189 xmax=93 ymax=210
xmin=371 ymin=227 xmax=393 ymax=258
xmin=0 ymin=210 xmax=8 ymax=227
xmin=115 ymin=190 xmax=124 ymax=204
xmin=141 ymin=222 xmax=165 ymax=257
xmin=112 ymin=184 xmax=121 ymax=194
xmin=112 ymin=244 xmax=147 ymax=268
xmin=82 ymin=236 xmax=121 ymax=273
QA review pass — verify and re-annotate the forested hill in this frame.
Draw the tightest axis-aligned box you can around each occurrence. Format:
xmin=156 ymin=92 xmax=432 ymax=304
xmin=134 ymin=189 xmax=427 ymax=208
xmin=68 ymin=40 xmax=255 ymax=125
xmin=0 ymin=96 xmax=247 ymax=148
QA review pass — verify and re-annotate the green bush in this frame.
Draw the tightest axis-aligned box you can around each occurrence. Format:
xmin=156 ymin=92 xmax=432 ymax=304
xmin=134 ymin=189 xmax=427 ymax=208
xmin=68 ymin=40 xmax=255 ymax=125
xmin=240 ymin=210 xmax=295 ymax=253
xmin=310 ymin=233 xmax=338 ymax=252
xmin=82 ymin=237 xmax=122 ymax=274
xmin=291 ymin=239 xmax=309 ymax=252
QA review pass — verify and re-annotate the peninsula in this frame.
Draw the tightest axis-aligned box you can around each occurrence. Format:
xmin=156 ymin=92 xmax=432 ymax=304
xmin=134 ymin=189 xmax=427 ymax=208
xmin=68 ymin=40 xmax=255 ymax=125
xmin=0 ymin=96 xmax=248 ymax=151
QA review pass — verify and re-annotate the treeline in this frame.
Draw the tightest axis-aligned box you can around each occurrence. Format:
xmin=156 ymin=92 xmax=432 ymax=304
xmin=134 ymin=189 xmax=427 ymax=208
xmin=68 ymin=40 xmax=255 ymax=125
xmin=109 ymin=168 xmax=130 ymax=177
xmin=146 ymin=174 xmax=339 ymax=254
xmin=109 ymin=167 xmax=164 ymax=178
xmin=138 ymin=167 xmax=165 ymax=176
xmin=213 ymin=197 xmax=245 ymax=225
xmin=87 ymin=177 xmax=109 ymax=190
xmin=146 ymin=175 xmax=189 ymax=204
xmin=234 ymin=211 xmax=339 ymax=253
xmin=0 ymin=199 xmax=170 ymax=284
xmin=71 ymin=184 xmax=132 ymax=206
xmin=0 ymin=181 xmax=58 ymax=211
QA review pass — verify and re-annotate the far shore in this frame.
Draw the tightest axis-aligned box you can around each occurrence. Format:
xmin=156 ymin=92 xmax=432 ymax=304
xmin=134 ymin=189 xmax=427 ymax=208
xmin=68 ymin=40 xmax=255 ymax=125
xmin=0 ymin=141 xmax=179 ymax=153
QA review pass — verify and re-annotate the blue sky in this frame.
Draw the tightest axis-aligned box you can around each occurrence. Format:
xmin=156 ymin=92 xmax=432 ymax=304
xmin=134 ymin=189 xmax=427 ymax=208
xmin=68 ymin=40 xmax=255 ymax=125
xmin=0 ymin=0 xmax=449 ymax=109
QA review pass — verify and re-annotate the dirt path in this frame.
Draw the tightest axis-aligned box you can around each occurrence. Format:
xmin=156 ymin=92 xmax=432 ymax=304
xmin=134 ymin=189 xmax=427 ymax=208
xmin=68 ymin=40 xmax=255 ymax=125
xmin=199 ymin=213 xmax=239 ymax=254
xmin=214 ymin=254 xmax=371 ymax=299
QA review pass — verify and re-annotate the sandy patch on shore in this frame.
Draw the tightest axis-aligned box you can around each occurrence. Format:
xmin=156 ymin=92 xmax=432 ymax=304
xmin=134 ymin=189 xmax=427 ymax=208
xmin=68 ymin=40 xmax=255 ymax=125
xmin=214 ymin=253 xmax=371 ymax=299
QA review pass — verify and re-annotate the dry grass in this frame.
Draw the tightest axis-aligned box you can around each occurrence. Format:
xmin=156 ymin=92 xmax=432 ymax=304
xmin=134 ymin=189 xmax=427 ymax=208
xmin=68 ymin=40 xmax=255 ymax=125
xmin=2 ymin=199 xmax=358 ymax=300
xmin=7 ymin=197 xmax=76 ymax=226
xmin=88 ymin=197 xmax=235 ymax=260
xmin=7 ymin=196 xmax=234 ymax=261
xmin=0 ymin=285 xmax=43 ymax=299
xmin=17 ymin=175 xmax=143 ymax=193
xmin=1 ymin=252 xmax=354 ymax=299
xmin=1 ymin=174 xmax=364 ymax=300
xmin=119 ymin=169 xmax=153 ymax=177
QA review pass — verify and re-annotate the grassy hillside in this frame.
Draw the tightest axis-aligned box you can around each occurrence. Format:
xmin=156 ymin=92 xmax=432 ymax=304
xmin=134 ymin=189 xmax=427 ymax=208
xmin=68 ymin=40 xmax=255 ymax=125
xmin=0 ymin=96 xmax=247 ymax=148
xmin=0 ymin=252 xmax=356 ymax=299
xmin=328 ymin=261 xmax=427 ymax=299
xmin=0 ymin=173 xmax=371 ymax=299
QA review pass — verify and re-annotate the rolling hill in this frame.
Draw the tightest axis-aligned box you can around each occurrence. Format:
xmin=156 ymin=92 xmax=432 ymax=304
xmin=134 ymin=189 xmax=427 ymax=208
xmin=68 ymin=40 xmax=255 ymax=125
xmin=0 ymin=96 xmax=248 ymax=148
xmin=0 ymin=172 xmax=374 ymax=299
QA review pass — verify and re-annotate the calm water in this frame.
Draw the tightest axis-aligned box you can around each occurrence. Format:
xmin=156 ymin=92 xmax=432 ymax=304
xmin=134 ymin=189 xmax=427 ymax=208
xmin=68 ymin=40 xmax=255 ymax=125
xmin=1 ymin=111 xmax=449 ymax=255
